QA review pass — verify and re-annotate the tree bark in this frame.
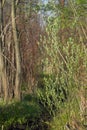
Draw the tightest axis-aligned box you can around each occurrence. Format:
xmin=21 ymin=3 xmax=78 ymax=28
xmin=11 ymin=0 xmax=21 ymax=101
xmin=0 ymin=0 xmax=9 ymax=102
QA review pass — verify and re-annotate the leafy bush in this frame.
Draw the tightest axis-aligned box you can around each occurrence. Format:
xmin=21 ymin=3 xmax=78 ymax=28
xmin=37 ymin=27 xmax=87 ymax=117
xmin=0 ymin=95 xmax=41 ymax=130
xmin=37 ymin=3 xmax=87 ymax=127
xmin=37 ymin=75 xmax=67 ymax=116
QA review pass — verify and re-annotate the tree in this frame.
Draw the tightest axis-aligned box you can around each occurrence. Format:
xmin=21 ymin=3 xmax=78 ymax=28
xmin=0 ymin=0 xmax=9 ymax=102
xmin=11 ymin=0 xmax=21 ymax=101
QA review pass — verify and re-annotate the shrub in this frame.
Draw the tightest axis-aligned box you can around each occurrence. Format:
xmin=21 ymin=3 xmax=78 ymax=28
xmin=0 ymin=96 xmax=41 ymax=130
xmin=37 ymin=75 xmax=67 ymax=117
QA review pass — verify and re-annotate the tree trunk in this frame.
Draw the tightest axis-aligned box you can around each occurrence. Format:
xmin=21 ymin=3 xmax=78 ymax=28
xmin=11 ymin=0 xmax=21 ymax=101
xmin=0 ymin=0 xmax=9 ymax=102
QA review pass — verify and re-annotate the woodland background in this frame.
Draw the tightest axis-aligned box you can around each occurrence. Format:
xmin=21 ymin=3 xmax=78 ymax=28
xmin=0 ymin=0 xmax=87 ymax=130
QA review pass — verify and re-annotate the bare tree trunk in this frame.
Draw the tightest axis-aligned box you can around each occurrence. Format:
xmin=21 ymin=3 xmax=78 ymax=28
xmin=0 ymin=0 xmax=9 ymax=102
xmin=11 ymin=0 xmax=21 ymax=101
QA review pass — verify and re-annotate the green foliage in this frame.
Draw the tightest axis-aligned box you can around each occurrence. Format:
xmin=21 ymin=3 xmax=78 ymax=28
xmin=37 ymin=75 xmax=66 ymax=116
xmin=37 ymin=32 xmax=87 ymax=119
xmin=49 ymin=96 xmax=81 ymax=130
xmin=0 ymin=1 xmax=87 ymax=130
xmin=0 ymin=95 xmax=41 ymax=130
xmin=37 ymin=1 xmax=87 ymax=129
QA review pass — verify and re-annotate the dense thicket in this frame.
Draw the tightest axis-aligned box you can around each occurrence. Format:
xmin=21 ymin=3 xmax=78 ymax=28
xmin=0 ymin=0 xmax=87 ymax=130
